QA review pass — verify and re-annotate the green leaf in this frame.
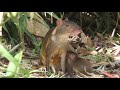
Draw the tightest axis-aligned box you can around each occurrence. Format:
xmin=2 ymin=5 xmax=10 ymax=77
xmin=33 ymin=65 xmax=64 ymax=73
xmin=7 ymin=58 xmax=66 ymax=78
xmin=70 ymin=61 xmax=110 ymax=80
xmin=0 ymin=44 xmax=19 ymax=66
xmin=6 ymin=50 xmax=23 ymax=77
xmin=7 ymin=12 xmax=18 ymax=17
xmin=0 ymin=44 xmax=23 ymax=77
xmin=46 ymin=12 xmax=60 ymax=20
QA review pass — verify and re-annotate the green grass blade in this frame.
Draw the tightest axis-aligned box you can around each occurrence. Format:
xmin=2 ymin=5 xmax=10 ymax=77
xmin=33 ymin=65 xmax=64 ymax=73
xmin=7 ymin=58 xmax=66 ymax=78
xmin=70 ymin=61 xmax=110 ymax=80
xmin=6 ymin=50 xmax=23 ymax=77
xmin=0 ymin=44 xmax=19 ymax=66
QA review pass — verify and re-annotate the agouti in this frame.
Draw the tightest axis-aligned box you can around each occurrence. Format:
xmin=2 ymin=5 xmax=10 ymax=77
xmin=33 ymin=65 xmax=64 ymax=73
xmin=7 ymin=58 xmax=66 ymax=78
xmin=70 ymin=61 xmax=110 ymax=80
xmin=40 ymin=18 xmax=82 ymax=73
xmin=66 ymin=51 xmax=93 ymax=76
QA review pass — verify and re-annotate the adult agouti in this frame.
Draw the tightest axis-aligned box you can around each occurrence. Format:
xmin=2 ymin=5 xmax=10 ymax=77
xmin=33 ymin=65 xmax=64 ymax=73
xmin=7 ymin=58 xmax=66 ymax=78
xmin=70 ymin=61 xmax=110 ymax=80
xmin=40 ymin=18 xmax=82 ymax=73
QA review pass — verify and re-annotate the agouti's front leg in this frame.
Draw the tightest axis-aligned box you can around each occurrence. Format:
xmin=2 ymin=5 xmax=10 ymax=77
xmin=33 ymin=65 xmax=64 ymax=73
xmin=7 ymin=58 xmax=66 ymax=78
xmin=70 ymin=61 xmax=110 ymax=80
xmin=46 ymin=56 xmax=50 ymax=71
xmin=61 ymin=52 xmax=67 ymax=73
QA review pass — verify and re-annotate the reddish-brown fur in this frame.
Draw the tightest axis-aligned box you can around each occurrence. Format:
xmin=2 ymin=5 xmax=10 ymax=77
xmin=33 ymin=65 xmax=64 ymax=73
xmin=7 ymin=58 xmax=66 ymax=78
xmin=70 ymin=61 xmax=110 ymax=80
xmin=40 ymin=19 xmax=82 ymax=73
xmin=66 ymin=51 xmax=93 ymax=76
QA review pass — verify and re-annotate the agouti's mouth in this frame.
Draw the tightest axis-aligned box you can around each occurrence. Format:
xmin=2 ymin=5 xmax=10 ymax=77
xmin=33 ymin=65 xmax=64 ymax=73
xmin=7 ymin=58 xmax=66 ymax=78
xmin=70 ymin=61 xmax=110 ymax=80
xmin=68 ymin=35 xmax=80 ymax=43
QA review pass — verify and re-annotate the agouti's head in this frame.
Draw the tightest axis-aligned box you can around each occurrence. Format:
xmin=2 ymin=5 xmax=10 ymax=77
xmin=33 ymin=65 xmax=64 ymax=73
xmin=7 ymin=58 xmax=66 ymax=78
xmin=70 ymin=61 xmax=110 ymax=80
xmin=53 ymin=18 xmax=82 ymax=42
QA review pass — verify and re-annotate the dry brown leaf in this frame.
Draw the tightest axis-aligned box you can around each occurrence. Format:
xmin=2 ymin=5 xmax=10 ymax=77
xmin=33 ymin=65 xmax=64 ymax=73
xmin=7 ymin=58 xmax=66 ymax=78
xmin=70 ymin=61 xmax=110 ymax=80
xmin=26 ymin=12 xmax=49 ymax=37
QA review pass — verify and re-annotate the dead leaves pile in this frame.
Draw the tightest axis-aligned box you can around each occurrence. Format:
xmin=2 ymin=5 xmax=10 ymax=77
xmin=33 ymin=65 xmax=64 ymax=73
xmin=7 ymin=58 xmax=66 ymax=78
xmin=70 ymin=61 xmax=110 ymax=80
xmin=77 ymin=33 xmax=120 ymax=78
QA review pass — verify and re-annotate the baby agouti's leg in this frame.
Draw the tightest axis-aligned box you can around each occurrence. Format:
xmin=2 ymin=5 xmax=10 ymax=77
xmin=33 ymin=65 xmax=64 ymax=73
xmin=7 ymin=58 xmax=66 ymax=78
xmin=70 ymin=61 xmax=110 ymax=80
xmin=66 ymin=51 xmax=77 ymax=76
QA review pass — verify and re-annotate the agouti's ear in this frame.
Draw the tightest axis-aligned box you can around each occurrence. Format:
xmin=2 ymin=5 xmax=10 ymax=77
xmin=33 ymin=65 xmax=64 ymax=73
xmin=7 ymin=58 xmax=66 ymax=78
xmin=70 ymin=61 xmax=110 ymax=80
xmin=52 ymin=19 xmax=63 ymax=35
xmin=56 ymin=19 xmax=63 ymax=26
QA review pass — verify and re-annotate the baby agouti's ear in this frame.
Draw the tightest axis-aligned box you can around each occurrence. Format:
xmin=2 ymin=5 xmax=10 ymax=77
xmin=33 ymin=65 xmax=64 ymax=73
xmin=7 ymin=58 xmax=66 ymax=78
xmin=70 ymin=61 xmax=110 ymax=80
xmin=56 ymin=19 xmax=63 ymax=26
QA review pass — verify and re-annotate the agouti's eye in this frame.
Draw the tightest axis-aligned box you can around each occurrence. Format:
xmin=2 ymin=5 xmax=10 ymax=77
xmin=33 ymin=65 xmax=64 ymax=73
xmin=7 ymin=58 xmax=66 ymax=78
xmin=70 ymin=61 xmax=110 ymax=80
xmin=69 ymin=36 xmax=73 ymax=39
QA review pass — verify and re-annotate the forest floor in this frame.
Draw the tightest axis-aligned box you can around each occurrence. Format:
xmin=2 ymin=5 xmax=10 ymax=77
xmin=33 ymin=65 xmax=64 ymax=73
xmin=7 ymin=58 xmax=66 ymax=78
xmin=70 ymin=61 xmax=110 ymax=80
xmin=0 ymin=35 xmax=120 ymax=78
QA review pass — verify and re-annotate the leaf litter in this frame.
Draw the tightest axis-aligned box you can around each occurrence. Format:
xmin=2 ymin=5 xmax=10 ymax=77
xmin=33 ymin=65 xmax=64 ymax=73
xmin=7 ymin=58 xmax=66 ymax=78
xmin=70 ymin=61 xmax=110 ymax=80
xmin=0 ymin=34 xmax=120 ymax=78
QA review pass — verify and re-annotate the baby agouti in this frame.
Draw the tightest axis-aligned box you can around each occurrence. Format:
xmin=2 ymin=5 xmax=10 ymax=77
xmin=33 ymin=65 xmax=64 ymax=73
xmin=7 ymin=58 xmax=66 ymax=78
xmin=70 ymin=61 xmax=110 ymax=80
xmin=66 ymin=51 xmax=93 ymax=76
xmin=40 ymin=18 xmax=82 ymax=73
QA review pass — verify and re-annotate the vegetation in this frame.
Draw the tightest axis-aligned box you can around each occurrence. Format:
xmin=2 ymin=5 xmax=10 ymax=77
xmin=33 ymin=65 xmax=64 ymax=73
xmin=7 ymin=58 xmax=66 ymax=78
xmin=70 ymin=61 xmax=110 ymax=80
xmin=0 ymin=12 xmax=120 ymax=78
